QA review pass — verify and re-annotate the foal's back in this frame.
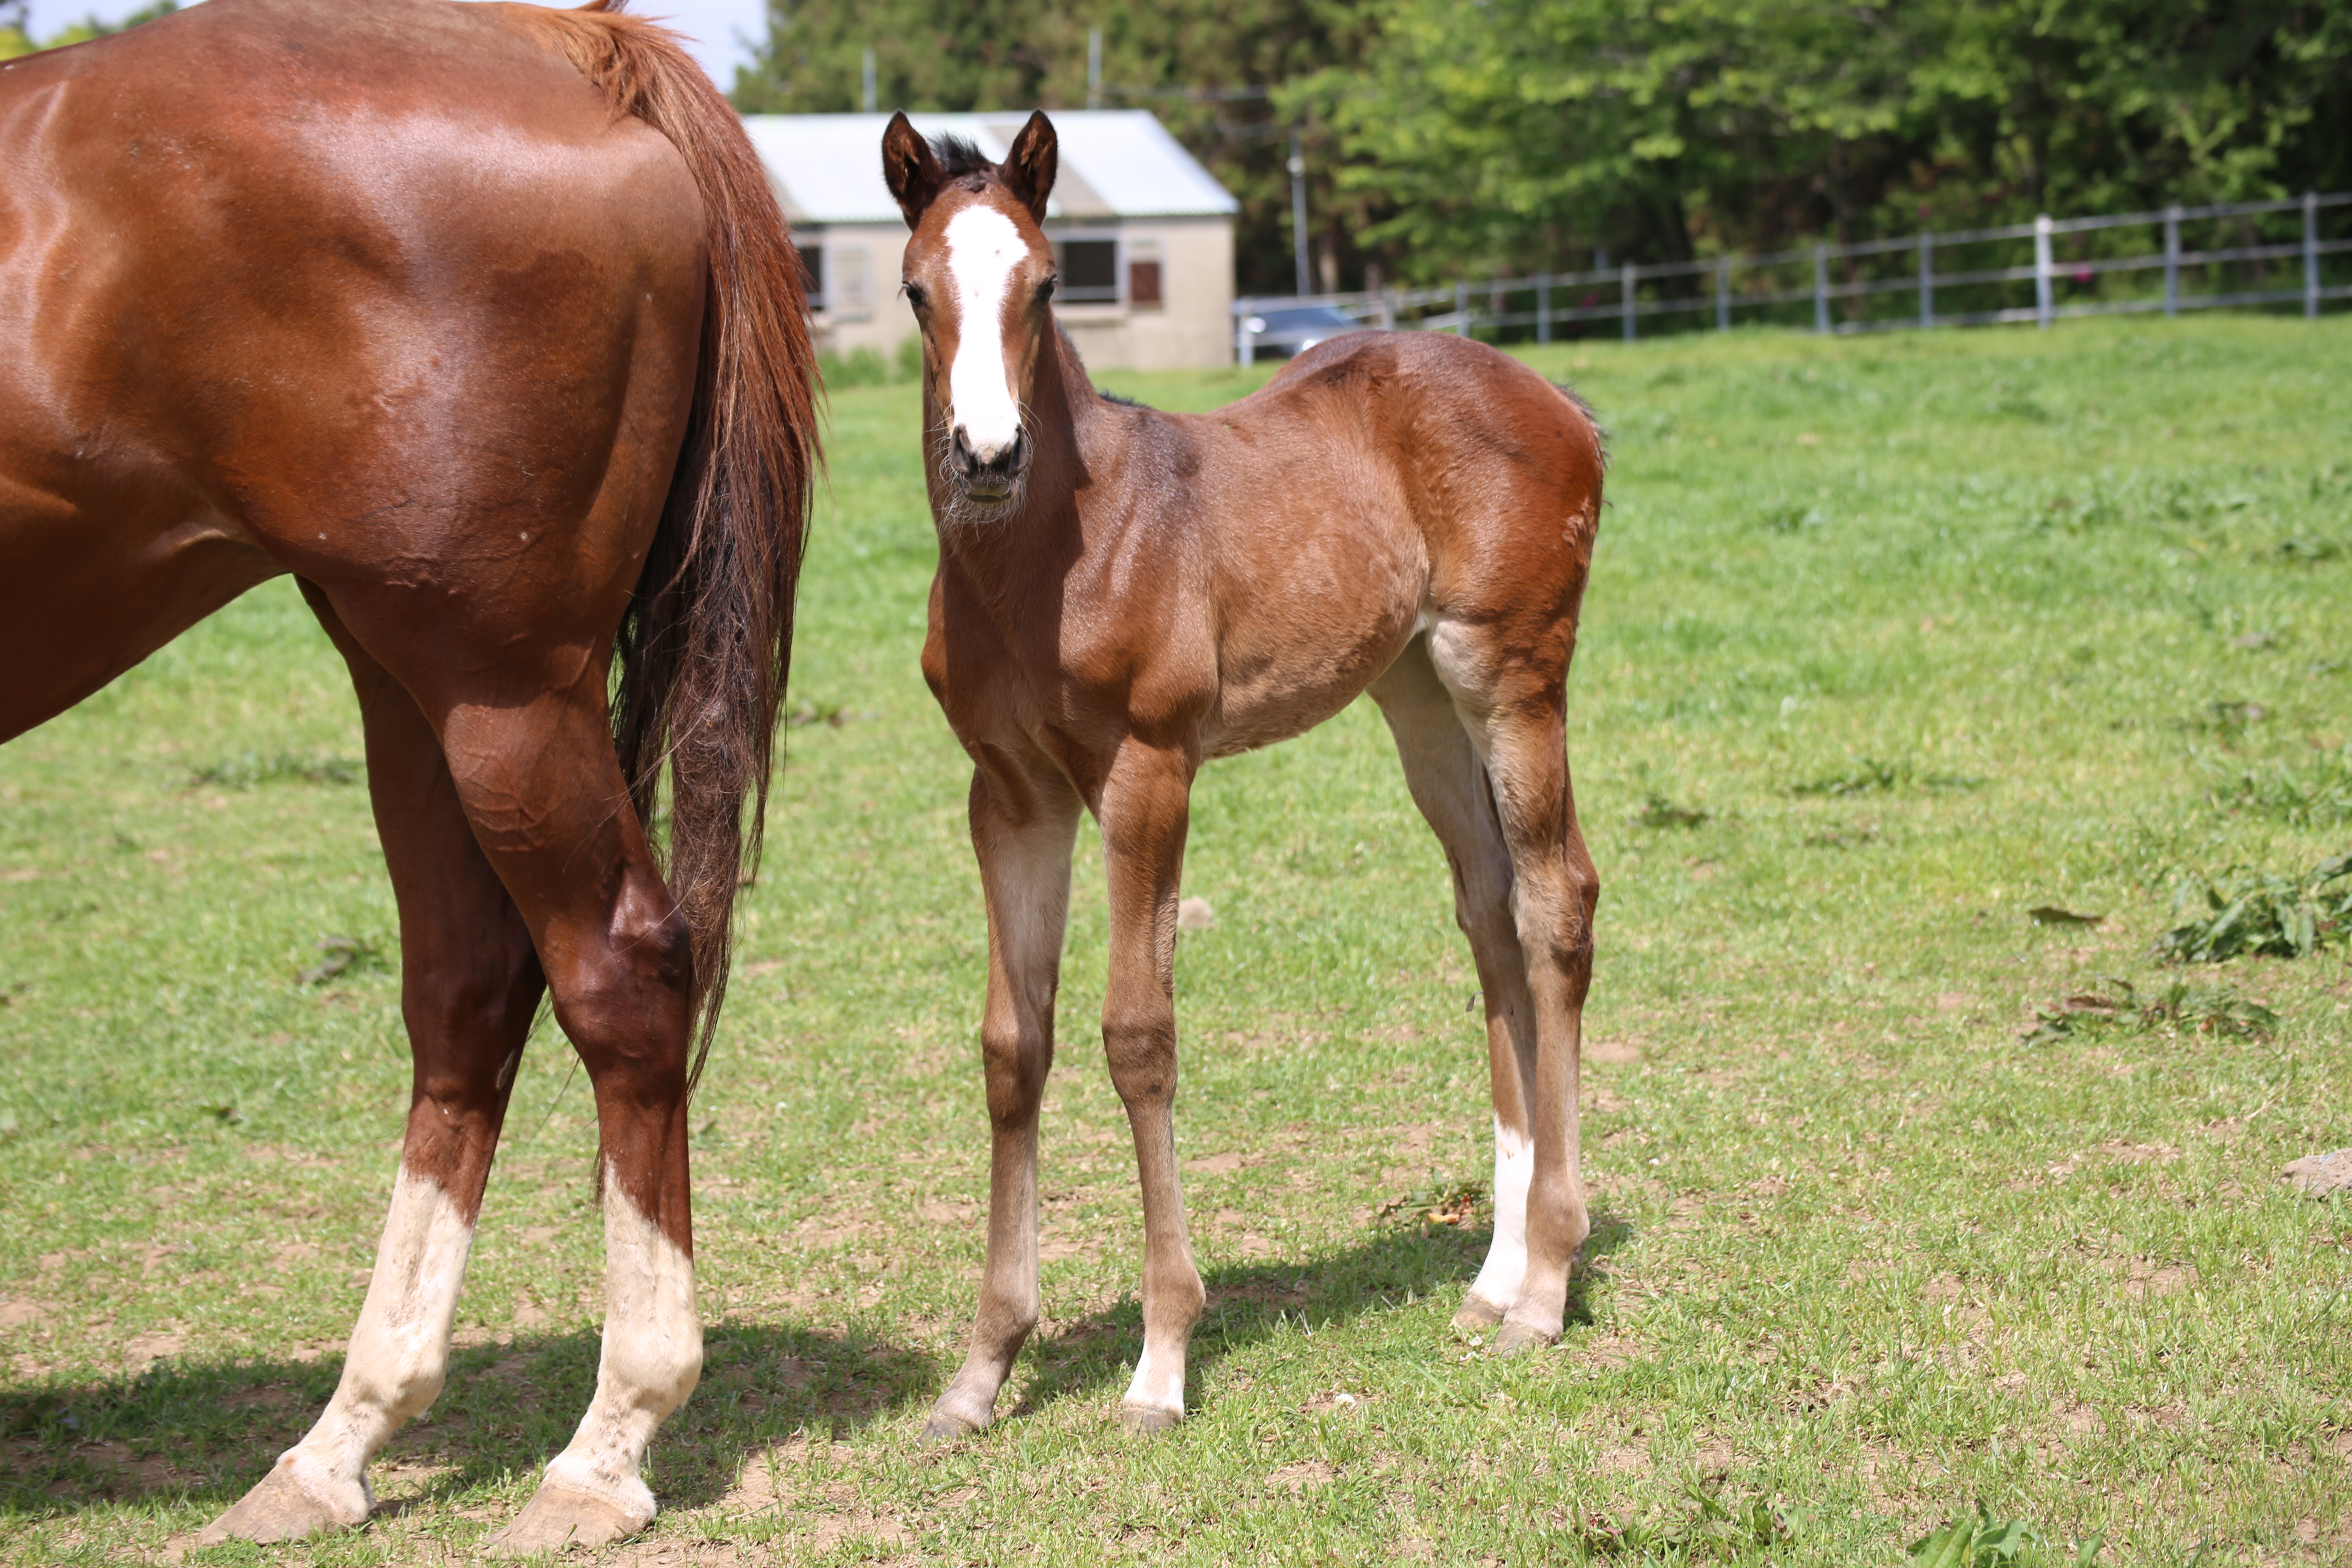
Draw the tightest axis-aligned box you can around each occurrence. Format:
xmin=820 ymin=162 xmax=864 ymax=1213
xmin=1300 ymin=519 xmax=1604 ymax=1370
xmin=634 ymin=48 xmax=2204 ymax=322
xmin=1138 ymin=331 xmax=1604 ymax=757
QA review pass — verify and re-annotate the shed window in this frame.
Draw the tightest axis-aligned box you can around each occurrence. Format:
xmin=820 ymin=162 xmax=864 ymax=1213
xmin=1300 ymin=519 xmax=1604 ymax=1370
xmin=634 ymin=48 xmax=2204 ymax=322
xmin=797 ymin=244 xmax=825 ymax=312
xmin=1056 ymin=238 xmax=1119 ymax=303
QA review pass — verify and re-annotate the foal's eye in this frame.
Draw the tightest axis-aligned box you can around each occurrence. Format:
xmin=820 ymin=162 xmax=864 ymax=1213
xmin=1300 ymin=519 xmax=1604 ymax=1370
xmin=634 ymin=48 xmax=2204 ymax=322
xmin=1038 ymin=275 xmax=1058 ymax=302
xmin=902 ymin=282 xmax=927 ymax=310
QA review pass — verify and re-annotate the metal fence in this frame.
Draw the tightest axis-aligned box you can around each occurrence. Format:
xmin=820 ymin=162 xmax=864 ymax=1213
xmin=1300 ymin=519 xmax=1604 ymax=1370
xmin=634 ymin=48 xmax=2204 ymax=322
xmin=1233 ymin=190 xmax=2352 ymax=362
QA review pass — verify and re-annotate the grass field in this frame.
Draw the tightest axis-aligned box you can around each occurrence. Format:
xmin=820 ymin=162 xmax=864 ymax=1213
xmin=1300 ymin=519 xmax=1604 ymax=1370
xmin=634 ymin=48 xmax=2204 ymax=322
xmin=2 ymin=315 xmax=2349 ymax=1565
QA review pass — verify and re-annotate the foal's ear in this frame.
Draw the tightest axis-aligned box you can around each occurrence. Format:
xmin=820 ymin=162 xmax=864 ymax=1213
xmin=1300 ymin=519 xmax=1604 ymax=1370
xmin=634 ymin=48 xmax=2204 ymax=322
xmin=999 ymin=110 xmax=1058 ymax=224
xmin=881 ymin=111 xmax=944 ymax=229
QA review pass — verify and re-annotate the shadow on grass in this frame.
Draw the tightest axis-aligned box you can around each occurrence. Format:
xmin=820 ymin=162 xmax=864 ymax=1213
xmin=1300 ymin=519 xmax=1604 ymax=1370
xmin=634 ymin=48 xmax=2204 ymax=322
xmin=1005 ymin=1206 xmax=1637 ymax=1422
xmin=1 ymin=1211 xmax=1635 ymax=1521
xmin=0 ymin=1317 xmax=937 ymax=1521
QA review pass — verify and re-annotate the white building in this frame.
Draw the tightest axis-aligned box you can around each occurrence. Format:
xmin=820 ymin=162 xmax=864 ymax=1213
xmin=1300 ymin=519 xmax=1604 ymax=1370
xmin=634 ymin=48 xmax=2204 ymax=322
xmin=741 ymin=111 xmax=1239 ymax=371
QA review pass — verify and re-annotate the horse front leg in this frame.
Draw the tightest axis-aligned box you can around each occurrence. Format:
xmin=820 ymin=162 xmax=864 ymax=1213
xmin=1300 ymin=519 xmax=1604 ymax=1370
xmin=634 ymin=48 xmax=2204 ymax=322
xmin=924 ymin=759 xmax=1080 ymax=1439
xmin=200 ymin=599 xmax=543 ymax=1545
xmin=1096 ymin=741 xmax=1206 ymax=1432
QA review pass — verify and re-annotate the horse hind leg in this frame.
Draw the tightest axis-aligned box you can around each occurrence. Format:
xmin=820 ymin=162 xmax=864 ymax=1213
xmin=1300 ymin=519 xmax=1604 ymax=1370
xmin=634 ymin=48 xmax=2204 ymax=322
xmin=199 ymin=595 xmax=543 ymax=1546
xmin=1425 ymin=619 xmax=1596 ymax=1354
xmin=1368 ymin=640 xmax=1541 ymax=1332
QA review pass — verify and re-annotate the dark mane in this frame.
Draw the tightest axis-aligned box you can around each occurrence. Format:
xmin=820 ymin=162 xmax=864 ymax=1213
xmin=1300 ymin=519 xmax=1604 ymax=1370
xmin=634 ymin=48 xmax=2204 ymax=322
xmin=932 ymin=134 xmax=994 ymax=178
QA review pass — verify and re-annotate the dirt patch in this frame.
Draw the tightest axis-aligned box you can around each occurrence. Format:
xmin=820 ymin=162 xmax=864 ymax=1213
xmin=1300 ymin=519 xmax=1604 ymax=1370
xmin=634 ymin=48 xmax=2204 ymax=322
xmin=1267 ymin=1459 xmax=1335 ymax=1493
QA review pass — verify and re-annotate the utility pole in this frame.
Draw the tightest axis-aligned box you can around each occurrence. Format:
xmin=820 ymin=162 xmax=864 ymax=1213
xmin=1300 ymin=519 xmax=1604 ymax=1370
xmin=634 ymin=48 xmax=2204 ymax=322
xmin=861 ymin=47 xmax=876 ymax=113
xmin=1087 ymin=27 xmax=1102 ymax=111
xmin=1288 ymin=127 xmax=1310 ymax=297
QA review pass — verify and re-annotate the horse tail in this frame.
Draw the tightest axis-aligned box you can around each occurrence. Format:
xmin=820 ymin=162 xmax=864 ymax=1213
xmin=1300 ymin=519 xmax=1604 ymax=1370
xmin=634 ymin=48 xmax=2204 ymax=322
xmin=512 ymin=0 xmax=820 ymax=1093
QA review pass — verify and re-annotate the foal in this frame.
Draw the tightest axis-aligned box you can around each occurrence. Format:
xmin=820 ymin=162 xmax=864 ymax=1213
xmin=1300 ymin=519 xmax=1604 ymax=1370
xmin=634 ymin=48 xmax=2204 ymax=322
xmin=882 ymin=112 xmax=1605 ymax=1437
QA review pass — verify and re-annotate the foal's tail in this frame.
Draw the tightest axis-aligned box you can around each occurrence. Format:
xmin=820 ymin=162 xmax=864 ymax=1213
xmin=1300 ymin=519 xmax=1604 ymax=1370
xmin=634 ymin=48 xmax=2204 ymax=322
xmin=515 ymin=0 xmax=820 ymax=1091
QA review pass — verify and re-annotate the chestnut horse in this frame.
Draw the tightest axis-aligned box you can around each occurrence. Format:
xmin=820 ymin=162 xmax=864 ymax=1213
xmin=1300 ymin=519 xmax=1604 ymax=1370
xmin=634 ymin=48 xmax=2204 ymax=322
xmin=881 ymin=112 xmax=1605 ymax=1438
xmin=0 ymin=0 xmax=815 ymax=1549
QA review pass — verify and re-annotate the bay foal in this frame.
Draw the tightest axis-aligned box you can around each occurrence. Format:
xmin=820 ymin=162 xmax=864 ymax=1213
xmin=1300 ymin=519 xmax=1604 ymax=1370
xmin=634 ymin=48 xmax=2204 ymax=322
xmin=0 ymin=2 xmax=816 ymax=1547
xmin=882 ymin=113 xmax=1606 ymax=1437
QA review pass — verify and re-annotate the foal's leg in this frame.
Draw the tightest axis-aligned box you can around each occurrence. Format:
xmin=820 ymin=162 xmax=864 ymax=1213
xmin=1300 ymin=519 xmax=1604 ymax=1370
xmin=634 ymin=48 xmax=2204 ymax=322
xmin=1367 ymin=642 xmax=1541 ymax=1332
xmin=1429 ymin=625 xmax=1597 ymax=1353
xmin=924 ymin=759 xmax=1081 ymax=1440
xmin=1096 ymin=741 xmax=1207 ymax=1432
xmin=200 ymin=597 xmax=543 ymax=1545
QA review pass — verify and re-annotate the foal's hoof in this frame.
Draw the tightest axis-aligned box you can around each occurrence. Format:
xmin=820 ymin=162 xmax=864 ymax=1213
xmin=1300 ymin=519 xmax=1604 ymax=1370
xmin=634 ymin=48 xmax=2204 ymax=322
xmin=1118 ymin=1402 xmax=1183 ymax=1435
xmin=1490 ymin=1317 xmax=1559 ymax=1357
xmin=1452 ymin=1292 xmax=1508 ymax=1332
xmin=919 ymin=1409 xmax=985 ymax=1444
xmin=486 ymin=1482 xmax=647 ymax=1555
xmin=195 ymin=1461 xmax=367 ymax=1545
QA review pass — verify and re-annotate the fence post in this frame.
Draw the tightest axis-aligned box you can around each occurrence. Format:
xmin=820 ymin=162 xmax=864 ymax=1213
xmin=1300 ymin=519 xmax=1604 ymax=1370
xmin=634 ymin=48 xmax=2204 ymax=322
xmin=2034 ymin=214 xmax=2054 ymax=329
xmin=2307 ymin=190 xmax=2323 ymax=318
xmin=1621 ymin=262 xmax=1637 ymax=341
xmin=1453 ymin=279 xmax=1469 ymax=336
xmin=2164 ymin=205 xmax=2182 ymax=316
xmin=1918 ymin=229 xmax=1934 ymax=328
xmin=1537 ymin=275 xmax=1552 ymax=344
xmin=1715 ymin=256 xmax=1731 ymax=330
xmin=1377 ymin=288 xmax=1394 ymax=331
xmin=1812 ymin=244 xmax=1829 ymax=334
xmin=1234 ymin=303 xmax=1254 ymax=366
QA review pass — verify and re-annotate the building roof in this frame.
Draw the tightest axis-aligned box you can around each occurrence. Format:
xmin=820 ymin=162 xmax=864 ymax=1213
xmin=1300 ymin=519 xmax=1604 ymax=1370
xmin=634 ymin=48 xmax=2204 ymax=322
xmin=740 ymin=111 xmax=1239 ymax=227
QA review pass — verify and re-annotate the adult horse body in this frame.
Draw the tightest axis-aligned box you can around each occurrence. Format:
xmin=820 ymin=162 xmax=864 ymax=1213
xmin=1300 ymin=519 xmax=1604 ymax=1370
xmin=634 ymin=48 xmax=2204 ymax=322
xmin=881 ymin=113 xmax=1605 ymax=1438
xmin=0 ymin=0 xmax=815 ymax=1548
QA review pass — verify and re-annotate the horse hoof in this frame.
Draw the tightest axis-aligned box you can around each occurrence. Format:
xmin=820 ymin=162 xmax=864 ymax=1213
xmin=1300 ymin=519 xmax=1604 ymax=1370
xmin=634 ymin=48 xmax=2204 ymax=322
xmin=1490 ymin=1318 xmax=1558 ymax=1356
xmin=485 ymin=1482 xmax=647 ymax=1555
xmin=919 ymin=1409 xmax=984 ymax=1444
xmin=1118 ymin=1403 xmax=1183 ymax=1435
xmin=1452 ymin=1293 xmax=1507 ymax=1332
xmin=194 ymin=1461 xmax=367 ymax=1545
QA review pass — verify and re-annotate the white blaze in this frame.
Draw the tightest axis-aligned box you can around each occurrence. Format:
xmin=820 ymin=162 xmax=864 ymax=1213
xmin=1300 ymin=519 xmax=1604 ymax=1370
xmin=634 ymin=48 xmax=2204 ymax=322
xmin=535 ymin=1171 xmax=701 ymax=1530
xmin=943 ymin=204 xmax=1028 ymax=463
xmin=1466 ymin=1116 xmax=1533 ymax=1310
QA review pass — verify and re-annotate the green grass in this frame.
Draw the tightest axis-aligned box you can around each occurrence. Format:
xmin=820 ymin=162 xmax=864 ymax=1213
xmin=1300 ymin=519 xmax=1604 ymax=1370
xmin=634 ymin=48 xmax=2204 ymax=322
xmin=3 ymin=315 xmax=2350 ymax=1564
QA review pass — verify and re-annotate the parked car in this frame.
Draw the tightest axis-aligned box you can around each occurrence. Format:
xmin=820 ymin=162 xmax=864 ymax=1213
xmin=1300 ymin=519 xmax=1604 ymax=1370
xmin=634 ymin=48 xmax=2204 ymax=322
xmin=1242 ymin=304 xmax=1366 ymax=360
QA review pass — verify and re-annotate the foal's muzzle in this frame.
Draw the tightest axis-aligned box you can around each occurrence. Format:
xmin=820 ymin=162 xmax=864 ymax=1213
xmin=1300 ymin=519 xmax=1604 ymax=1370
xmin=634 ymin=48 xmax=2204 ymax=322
xmin=951 ymin=425 xmax=1027 ymax=500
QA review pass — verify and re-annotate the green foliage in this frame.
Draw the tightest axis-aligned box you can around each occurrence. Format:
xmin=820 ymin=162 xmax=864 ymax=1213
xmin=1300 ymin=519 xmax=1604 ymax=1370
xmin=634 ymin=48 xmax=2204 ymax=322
xmin=2209 ymin=746 xmax=2352 ymax=826
xmin=1574 ymin=1480 xmax=1792 ymax=1560
xmin=2157 ymin=852 xmax=2352 ymax=961
xmin=2022 ymin=976 xmax=2278 ymax=1045
xmin=1297 ymin=0 xmax=2352 ymax=278
xmin=0 ymin=0 xmax=174 ymax=57
xmin=1910 ymin=1502 xmax=2101 ymax=1568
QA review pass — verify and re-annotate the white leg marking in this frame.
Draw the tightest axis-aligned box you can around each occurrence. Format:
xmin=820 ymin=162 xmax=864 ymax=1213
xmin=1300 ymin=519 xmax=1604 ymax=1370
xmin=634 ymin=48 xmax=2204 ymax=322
xmin=536 ymin=1172 xmax=700 ymax=1528
xmin=269 ymin=1167 xmax=476 ymax=1519
xmin=1467 ymin=1117 xmax=1532 ymax=1311
xmin=1123 ymin=1339 xmax=1185 ymax=1418
xmin=943 ymin=204 xmax=1027 ymax=461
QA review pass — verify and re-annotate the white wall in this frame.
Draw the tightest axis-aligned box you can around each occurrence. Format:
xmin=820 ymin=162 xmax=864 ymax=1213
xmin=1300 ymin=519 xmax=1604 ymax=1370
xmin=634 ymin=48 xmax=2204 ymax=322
xmin=804 ymin=217 xmax=1233 ymax=372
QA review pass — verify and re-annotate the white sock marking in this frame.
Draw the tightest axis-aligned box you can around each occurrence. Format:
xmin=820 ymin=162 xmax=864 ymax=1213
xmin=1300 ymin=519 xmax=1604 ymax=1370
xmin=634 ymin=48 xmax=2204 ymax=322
xmin=943 ymin=204 xmax=1027 ymax=463
xmin=537 ymin=1172 xmax=700 ymax=1526
xmin=271 ymin=1167 xmax=475 ymax=1517
xmin=1468 ymin=1116 xmax=1532 ymax=1308
xmin=1124 ymin=1340 xmax=1185 ymax=1416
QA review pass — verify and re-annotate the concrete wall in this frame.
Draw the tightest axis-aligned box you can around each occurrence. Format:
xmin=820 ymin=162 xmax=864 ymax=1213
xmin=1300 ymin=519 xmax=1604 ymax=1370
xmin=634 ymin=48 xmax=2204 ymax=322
xmin=801 ymin=216 xmax=1233 ymax=372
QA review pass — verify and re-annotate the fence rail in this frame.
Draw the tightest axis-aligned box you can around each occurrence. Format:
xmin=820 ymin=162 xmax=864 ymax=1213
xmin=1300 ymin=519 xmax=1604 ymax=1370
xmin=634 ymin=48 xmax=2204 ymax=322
xmin=1233 ymin=191 xmax=2352 ymax=362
